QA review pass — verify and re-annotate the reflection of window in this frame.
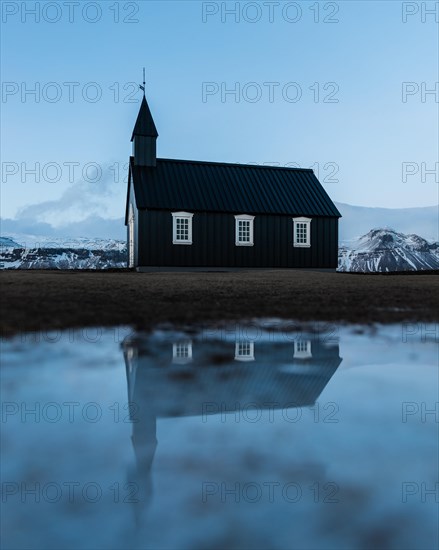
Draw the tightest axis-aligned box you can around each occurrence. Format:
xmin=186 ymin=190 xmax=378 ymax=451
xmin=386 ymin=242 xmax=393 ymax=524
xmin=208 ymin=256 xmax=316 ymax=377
xmin=235 ymin=215 xmax=254 ymax=246
xmin=294 ymin=340 xmax=312 ymax=359
xmin=235 ymin=341 xmax=255 ymax=361
xmin=172 ymin=212 xmax=193 ymax=244
xmin=293 ymin=217 xmax=311 ymax=247
xmin=172 ymin=342 xmax=193 ymax=363
xmin=127 ymin=347 xmax=135 ymax=362
xmin=125 ymin=345 xmax=137 ymax=374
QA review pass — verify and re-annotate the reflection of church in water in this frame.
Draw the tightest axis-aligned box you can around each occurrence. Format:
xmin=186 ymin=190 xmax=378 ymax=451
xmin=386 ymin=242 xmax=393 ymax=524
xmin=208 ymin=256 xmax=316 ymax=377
xmin=122 ymin=330 xmax=342 ymax=516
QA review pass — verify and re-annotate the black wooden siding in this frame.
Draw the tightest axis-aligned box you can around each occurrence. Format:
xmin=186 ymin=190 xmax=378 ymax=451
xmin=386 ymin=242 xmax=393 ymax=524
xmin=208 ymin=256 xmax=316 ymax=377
xmin=137 ymin=210 xmax=338 ymax=268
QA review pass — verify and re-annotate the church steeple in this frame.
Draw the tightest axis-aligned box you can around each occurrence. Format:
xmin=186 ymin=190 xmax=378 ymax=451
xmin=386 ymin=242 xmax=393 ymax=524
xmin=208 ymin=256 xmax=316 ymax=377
xmin=131 ymin=96 xmax=158 ymax=141
xmin=131 ymin=78 xmax=158 ymax=167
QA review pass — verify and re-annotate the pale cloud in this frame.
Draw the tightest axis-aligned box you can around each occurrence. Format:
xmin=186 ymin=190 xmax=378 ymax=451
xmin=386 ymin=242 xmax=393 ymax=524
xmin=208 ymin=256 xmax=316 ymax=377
xmin=15 ymin=163 xmax=125 ymax=226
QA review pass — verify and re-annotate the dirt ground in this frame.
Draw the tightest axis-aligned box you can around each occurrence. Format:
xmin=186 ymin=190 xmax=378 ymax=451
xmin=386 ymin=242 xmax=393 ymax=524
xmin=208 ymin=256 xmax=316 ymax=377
xmin=1 ymin=270 xmax=438 ymax=336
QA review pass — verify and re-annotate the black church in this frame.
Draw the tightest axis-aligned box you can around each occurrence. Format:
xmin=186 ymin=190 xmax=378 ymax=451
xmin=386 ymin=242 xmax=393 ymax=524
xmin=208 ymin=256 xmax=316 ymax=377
xmin=125 ymin=92 xmax=341 ymax=269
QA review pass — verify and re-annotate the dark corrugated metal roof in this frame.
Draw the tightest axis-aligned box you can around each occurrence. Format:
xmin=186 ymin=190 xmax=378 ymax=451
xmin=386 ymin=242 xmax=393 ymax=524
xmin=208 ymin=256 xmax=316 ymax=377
xmin=131 ymin=96 xmax=158 ymax=140
xmin=131 ymin=157 xmax=341 ymax=217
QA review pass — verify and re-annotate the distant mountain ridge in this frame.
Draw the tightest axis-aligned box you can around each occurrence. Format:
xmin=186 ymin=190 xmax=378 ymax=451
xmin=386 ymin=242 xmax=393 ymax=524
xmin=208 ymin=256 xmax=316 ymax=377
xmin=335 ymin=202 xmax=438 ymax=243
xmin=0 ymin=235 xmax=127 ymax=269
xmin=0 ymin=246 xmax=127 ymax=270
xmin=0 ymin=235 xmax=125 ymax=251
xmin=0 ymin=237 xmax=22 ymax=249
xmin=338 ymin=228 xmax=439 ymax=272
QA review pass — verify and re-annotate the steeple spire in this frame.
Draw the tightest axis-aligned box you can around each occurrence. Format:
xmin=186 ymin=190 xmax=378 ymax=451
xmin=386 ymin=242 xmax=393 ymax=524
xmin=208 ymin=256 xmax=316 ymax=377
xmin=131 ymin=96 xmax=158 ymax=141
xmin=139 ymin=67 xmax=146 ymax=96
xmin=131 ymin=71 xmax=158 ymax=167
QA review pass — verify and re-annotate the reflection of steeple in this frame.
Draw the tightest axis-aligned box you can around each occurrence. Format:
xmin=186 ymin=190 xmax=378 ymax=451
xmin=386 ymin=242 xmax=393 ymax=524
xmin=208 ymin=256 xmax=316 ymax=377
xmin=128 ymin=407 xmax=157 ymax=526
xmin=123 ymin=343 xmax=157 ymax=524
xmin=122 ymin=331 xmax=342 ymax=521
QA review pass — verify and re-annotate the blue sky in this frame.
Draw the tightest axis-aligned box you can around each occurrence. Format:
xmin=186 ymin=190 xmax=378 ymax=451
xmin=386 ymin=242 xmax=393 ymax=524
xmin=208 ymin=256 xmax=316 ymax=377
xmin=1 ymin=0 xmax=438 ymax=233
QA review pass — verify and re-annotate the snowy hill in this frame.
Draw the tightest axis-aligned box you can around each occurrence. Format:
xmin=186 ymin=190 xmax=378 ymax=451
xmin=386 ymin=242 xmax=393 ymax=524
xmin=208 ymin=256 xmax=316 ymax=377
xmin=0 ymin=247 xmax=127 ymax=270
xmin=0 ymin=234 xmax=127 ymax=269
xmin=335 ymin=203 xmax=438 ymax=243
xmin=338 ymin=229 xmax=439 ymax=272
xmin=0 ymin=234 xmax=125 ymax=251
xmin=0 ymin=237 xmax=22 ymax=249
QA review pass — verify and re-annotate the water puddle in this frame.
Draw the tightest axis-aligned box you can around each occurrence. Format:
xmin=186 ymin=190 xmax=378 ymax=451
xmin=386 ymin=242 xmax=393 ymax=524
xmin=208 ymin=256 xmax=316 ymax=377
xmin=1 ymin=321 xmax=438 ymax=549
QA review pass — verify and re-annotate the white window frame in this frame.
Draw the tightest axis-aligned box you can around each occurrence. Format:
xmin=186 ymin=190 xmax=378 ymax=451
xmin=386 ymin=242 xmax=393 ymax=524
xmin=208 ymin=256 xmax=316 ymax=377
xmin=293 ymin=217 xmax=311 ymax=248
xmin=234 ymin=341 xmax=255 ymax=361
xmin=294 ymin=340 xmax=312 ymax=359
xmin=172 ymin=341 xmax=193 ymax=364
xmin=235 ymin=214 xmax=255 ymax=246
xmin=172 ymin=212 xmax=193 ymax=245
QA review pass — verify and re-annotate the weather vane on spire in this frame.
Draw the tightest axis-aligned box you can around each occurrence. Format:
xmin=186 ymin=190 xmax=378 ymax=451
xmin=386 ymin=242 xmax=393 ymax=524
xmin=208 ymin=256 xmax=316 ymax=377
xmin=139 ymin=67 xmax=146 ymax=95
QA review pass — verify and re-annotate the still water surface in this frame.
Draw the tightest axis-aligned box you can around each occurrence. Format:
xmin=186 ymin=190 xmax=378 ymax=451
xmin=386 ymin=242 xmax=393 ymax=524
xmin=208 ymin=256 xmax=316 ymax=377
xmin=1 ymin=321 xmax=438 ymax=549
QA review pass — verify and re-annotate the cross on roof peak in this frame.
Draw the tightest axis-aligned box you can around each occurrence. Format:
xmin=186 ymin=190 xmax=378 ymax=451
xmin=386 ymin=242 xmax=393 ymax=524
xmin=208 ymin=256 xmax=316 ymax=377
xmin=139 ymin=67 xmax=146 ymax=95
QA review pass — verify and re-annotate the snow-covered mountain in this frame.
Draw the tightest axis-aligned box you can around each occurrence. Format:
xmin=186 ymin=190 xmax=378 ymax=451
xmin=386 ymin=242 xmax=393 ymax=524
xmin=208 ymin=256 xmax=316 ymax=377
xmin=0 ymin=246 xmax=127 ymax=269
xmin=0 ymin=237 xmax=22 ymax=249
xmin=338 ymin=229 xmax=439 ymax=272
xmin=0 ymin=234 xmax=127 ymax=269
xmin=0 ymin=234 xmax=125 ymax=251
xmin=335 ymin=203 xmax=438 ymax=244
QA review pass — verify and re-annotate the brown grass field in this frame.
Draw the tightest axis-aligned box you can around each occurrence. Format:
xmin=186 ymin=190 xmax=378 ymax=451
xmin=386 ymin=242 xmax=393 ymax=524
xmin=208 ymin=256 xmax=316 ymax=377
xmin=1 ymin=269 xmax=438 ymax=336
